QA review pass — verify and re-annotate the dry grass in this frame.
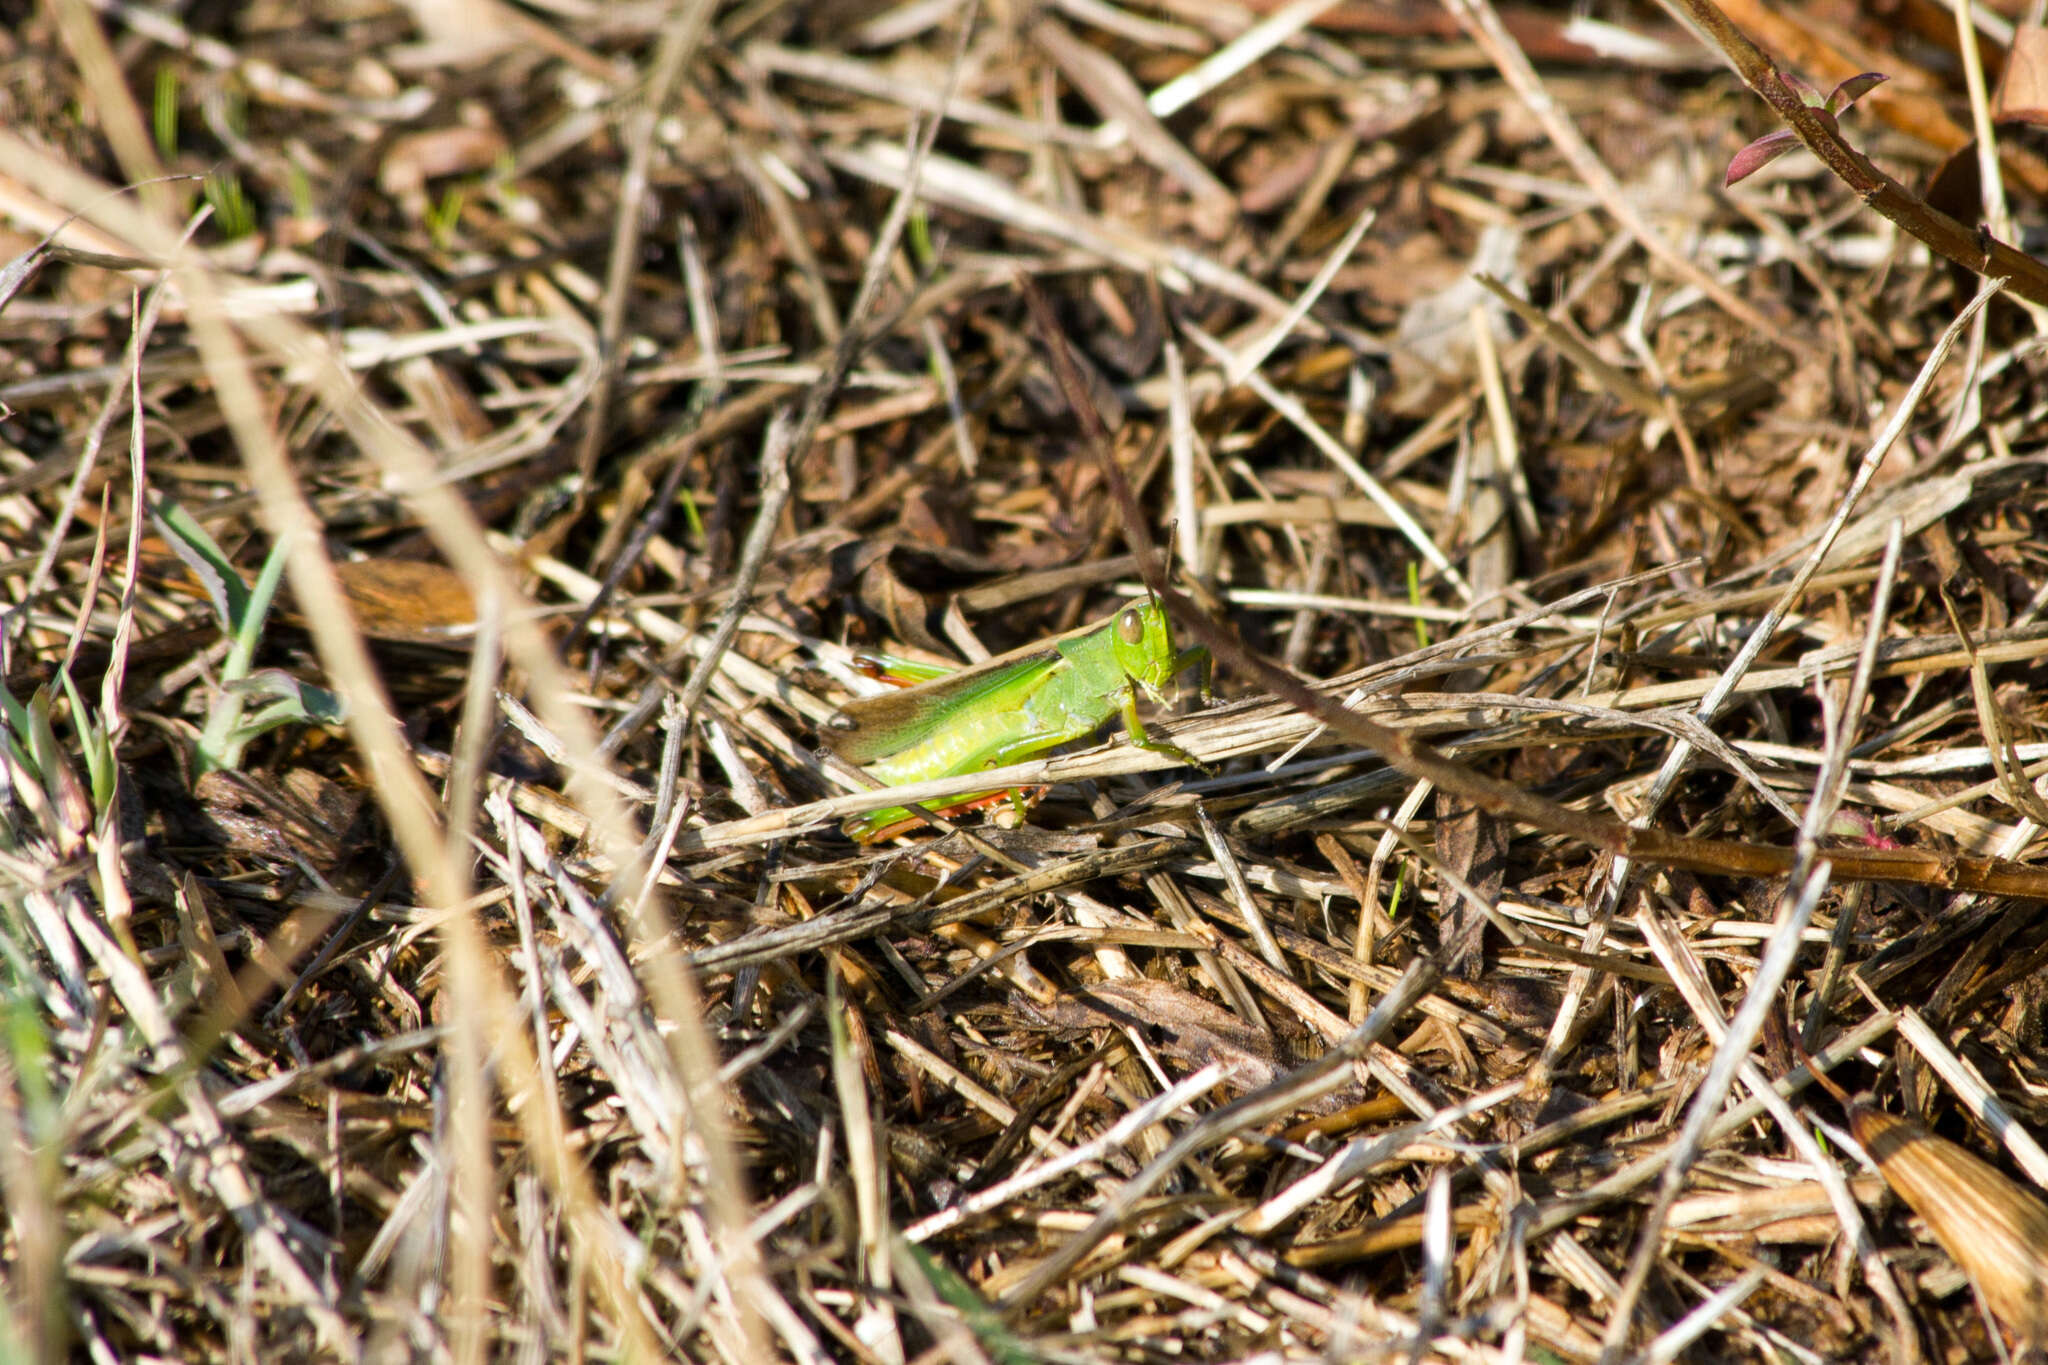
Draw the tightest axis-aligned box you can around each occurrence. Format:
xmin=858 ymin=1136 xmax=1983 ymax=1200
xmin=6 ymin=0 xmax=2048 ymax=1360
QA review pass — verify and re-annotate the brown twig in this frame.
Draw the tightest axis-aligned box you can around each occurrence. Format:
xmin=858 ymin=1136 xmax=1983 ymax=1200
xmin=1678 ymin=0 xmax=2048 ymax=307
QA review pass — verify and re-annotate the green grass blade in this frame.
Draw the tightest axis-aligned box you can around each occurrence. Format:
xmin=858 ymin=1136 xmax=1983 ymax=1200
xmin=147 ymin=497 xmax=249 ymax=634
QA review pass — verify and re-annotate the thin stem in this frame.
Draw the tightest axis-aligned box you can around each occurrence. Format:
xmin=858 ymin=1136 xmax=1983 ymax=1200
xmin=1679 ymin=0 xmax=2048 ymax=306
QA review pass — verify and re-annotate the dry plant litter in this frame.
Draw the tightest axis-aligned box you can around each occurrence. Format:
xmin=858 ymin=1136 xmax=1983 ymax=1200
xmin=8 ymin=0 xmax=2048 ymax=1360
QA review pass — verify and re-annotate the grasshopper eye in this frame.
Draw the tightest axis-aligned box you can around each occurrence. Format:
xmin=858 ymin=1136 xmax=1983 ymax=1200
xmin=1116 ymin=609 xmax=1144 ymax=645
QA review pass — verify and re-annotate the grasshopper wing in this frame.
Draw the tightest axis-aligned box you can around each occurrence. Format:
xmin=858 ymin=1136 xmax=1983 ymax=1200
xmin=824 ymin=648 xmax=1058 ymax=767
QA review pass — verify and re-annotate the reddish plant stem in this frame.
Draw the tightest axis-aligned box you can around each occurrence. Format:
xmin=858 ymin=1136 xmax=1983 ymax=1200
xmin=1678 ymin=0 xmax=2048 ymax=307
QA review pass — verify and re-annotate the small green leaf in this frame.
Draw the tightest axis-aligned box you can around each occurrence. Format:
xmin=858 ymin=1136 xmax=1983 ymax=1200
xmin=226 ymin=536 xmax=292 ymax=684
xmin=426 ymin=185 xmax=466 ymax=250
xmin=1782 ymin=70 xmax=1825 ymax=108
xmin=206 ymin=669 xmax=346 ymax=769
xmin=227 ymin=669 xmax=347 ymax=725
xmin=153 ymin=67 xmax=180 ymax=162
xmin=148 ymin=497 xmax=249 ymax=633
xmin=23 ymin=691 xmax=63 ymax=796
xmin=203 ymin=170 xmax=255 ymax=240
xmin=286 ymin=160 xmax=315 ymax=220
xmin=57 ymin=670 xmax=114 ymax=815
xmin=0 ymin=686 xmax=32 ymax=751
xmin=677 ymin=486 xmax=706 ymax=544
xmin=897 ymin=1243 xmax=1037 ymax=1365
xmin=908 ymin=204 xmax=936 ymax=274
xmin=1408 ymin=560 xmax=1429 ymax=649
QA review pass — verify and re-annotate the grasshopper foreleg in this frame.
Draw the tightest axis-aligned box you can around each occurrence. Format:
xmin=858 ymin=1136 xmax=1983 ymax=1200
xmin=1120 ymin=690 xmax=1211 ymax=773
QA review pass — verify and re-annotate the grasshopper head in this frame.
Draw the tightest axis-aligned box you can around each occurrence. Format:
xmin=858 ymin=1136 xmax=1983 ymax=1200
xmin=1110 ymin=598 xmax=1180 ymax=702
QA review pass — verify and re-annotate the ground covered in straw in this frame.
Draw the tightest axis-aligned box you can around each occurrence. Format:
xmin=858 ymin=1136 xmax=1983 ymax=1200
xmin=7 ymin=0 xmax=2048 ymax=1360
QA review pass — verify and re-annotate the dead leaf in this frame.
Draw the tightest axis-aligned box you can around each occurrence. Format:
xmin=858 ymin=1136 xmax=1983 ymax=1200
xmin=328 ymin=559 xmax=478 ymax=643
xmin=378 ymin=120 xmax=508 ymax=200
xmin=857 ymin=555 xmax=947 ymax=657
xmin=1434 ymin=793 xmax=1506 ymax=980
xmin=1855 ymin=1103 xmax=2048 ymax=1342
xmin=1999 ymin=27 xmax=2048 ymax=126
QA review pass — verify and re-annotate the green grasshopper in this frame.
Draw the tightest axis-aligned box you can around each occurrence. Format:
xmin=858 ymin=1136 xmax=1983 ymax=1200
xmin=824 ymin=598 xmax=1210 ymax=840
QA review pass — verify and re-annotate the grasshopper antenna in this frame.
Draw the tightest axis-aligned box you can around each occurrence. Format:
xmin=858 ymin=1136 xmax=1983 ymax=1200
xmin=1019 ymin=275 xmax=1622 ymax=846
xmin=1019 ymin=279 xmax=1174 ymax=604
xmin=1158 ymin=518 xmax=1182 ymax=603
